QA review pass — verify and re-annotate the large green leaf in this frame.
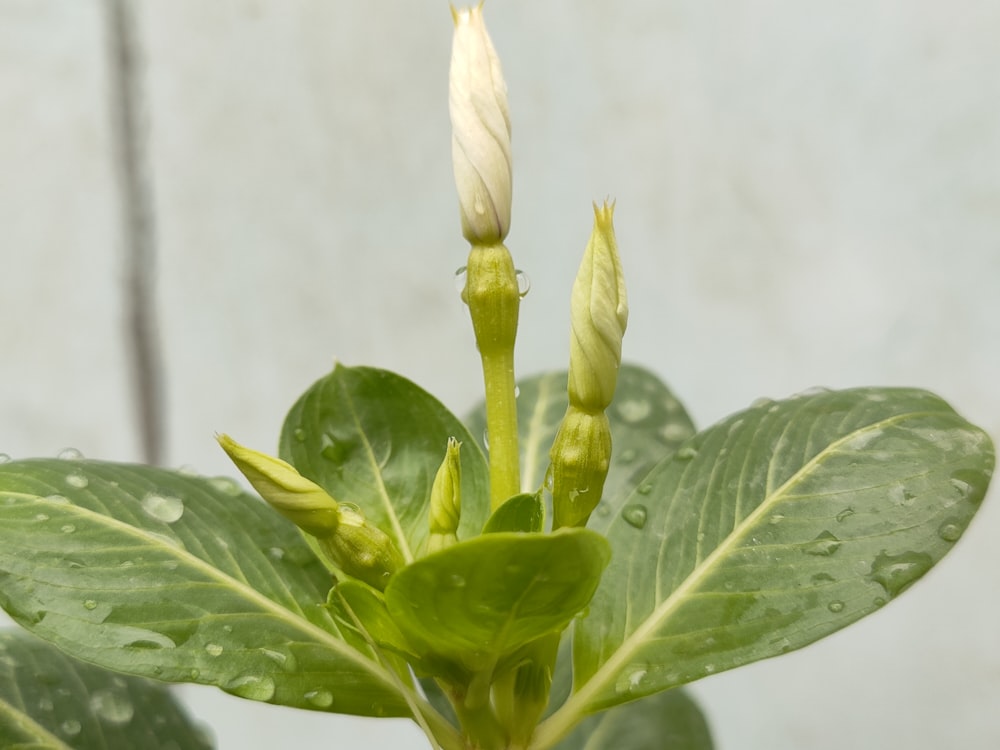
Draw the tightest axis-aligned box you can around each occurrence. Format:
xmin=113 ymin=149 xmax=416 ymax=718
xmin=0 ymin=628 xmax=213 ymax=750
xmin=550 ymin=688 xmax=713 ymax=750
xmin=545 ymin=387 xmax=992 ymax=727
xmin=280 ymin=364 xmax=491 ymax=564
xmin=385 ymin=530 xmax=610 ymax=673
xmin=465 ymin=364 xmax=695 ymax=520
xmin=0 ymin=460 xmax=427 ymax=719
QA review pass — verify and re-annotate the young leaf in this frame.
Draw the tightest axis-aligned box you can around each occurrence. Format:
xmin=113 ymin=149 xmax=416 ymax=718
xmin=465 ymin=364 xmax=695 ymax=509
xmin=385 ymin=530 xmax=610 ymax=673
xmin=552 ymin=387 xmax=993 ymax=724
xmin=0 ymin=628 xmax=213 ymax=750
xmin=549 ymin=688 xmax=713 ymax=750
xmin=280 ymin=365 xmax=490 ymax=564
xmin=482 ymin=492 xmax=544 ymax=533
xmin=0 ymin=460 xmax=427 ymax=718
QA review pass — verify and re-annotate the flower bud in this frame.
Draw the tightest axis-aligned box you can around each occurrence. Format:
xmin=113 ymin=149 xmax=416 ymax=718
xmin=567 ymin=201 xmax=628 ymax=412
xmin=549 ymin=410 xmax=612 ymax=529
xmin=216 ymin=433 xmax=339 ymax=536
xmin=426 ymin=437 xmax=463 ymax=554
xmin=217 ymin=434 xmax=403 ymax=590
xmin=450 ymin=4 xmax=512 ymax=244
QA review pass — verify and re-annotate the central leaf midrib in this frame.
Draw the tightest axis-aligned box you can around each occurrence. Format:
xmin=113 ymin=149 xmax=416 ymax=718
xmin=550 ymin=407 xmax=934 ymax=723
xmin=0 ymin=693 xmax=74 ymax=750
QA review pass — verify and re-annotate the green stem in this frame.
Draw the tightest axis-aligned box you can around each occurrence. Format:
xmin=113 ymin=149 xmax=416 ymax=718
xmin=463 ymin=243 xmax=521 ymax=511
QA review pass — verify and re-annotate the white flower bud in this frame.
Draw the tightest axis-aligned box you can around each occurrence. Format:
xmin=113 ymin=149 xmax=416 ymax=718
xmin=449 ymin=4 xmax=512 ymax=244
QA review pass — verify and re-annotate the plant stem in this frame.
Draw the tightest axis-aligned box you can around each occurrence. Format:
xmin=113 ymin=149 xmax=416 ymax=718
xmin=463 ymin=243 xmax=521 ymax=510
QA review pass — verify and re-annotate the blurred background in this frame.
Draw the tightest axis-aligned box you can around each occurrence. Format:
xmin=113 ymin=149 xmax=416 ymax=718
xmin=2 ymin=0 xmax=998 ymax=747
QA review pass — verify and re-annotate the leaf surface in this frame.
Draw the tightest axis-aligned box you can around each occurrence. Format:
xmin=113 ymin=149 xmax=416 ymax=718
xmin=0 ymin=628 xmax=213 ymax=750
xmin=556 ymin=387 xmax=993 ymax=719
xmin=385 ymin=531 xmax=610 ymax=672
xmin=0 ymin=460 xmax=420 ymax=718
xmin=280 ymin=365 xmax=490 ymax=563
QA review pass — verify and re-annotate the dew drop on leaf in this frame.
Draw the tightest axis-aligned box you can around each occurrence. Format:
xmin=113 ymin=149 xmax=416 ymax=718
xmin=622 ymin=504 xmax=648 ymax=529
xmin=60 ymin=524 xmax=75 ymax=534
xmin=89 ymin=688 xmax=134 ymax=725
xmin=57 ymin=447 xmax=83 ymax=460
xmin=835 ymin=507 xmax=855 ymax=523
xmin=293 ymin=428 xmax=306 ymax=442
xmin=205 ymin=643 xmax=224 ymax=657
xmin=619 ymin=448 xmax=637 ymax=464
xmin=827 ymin=600 xmax=845 ymax=613
xmin=141 ymin=493 xmax=185 ymax=524
xmin=869 ymin=550 xmax=933 ymax=598
xmin=803 ymin=531 xmax=841 ymax=557
xmin=304 ymin=689 xmax=334 ymax=708
xmin=225 ymin=674 xmax=276 ymax=702
xmin=65 ymin=472 xmax=89 ymax=489
xmin=208 ymin=477 xmax=242 ymax=496
xmin=34 ymin=513 xmax=50 ymax=522
xmin=675 ymin=446 xmax=698 ymax=461
xmin=83 ymin=599 xmax=98 ymax=610
xmin=60 ymin=719 xmax=82 ymax=737
xmin=937 ymin=521 xmax=962 ymax=542
xmin=617 ymin=399 xmax=652 ymax=423
xmin=637 ymin=483 xmax=653 ymax=496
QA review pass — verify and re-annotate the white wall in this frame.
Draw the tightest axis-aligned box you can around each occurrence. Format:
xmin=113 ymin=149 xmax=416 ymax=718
xmin=2 ymin=1 xmax=998 ymax=748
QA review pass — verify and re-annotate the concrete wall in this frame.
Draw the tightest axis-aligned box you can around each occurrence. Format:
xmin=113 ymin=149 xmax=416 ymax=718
xmin=2 ymin=1 xmax=998 ymax=747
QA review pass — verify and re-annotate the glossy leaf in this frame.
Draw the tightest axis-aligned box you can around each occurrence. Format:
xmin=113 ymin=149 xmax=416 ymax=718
xmin=551 ymin=387 xmax=993 ymax=722
xmin=385 ymin=530 xmax=610 ymax=672
xmin=551 ymin=688 xmax=713 ymax=750
xmin=482 ymin=493 xmax=544 ymax=533
xmin=280 ymin=365 xmax=490 ymax=565
xmin=465 ymin=364 xmax=695 ymax=521
xmin=0 ymin=460 xmax=426 ymax=718
xmin=0 ymin=628 xmax=213 ymax=750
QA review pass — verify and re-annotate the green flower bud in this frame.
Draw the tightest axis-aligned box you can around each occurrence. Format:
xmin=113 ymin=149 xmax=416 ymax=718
xmin=549 ymin=409 xmax=612 ymax=529
xmin=216 ymin=433 xmax=339 ymax=536
xmin=567 ymin=201 xmax=628 ymax=413
xmin=426 ymin=437 xmax=463 ymax=554
xmin=217 ymin=434 xmax=403 ymax=590
xmin=450 ymin=4 xmax=512 ymax=244
xmin=315 ymin=506 xmax=405 ymax=591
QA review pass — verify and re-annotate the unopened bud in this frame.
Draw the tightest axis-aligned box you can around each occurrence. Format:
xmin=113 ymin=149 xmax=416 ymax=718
xmin=217 ymin=434 xmax=403 ymax=590
xmin=450 ymin=4 xmax=512 ymax=244
xmin=549 ymin=410 xmax=612 ymax=529
xmin=426 ymin=438 xmax=463 ymax=554
xmin=567 ymin=201 xmax=628 ymax=412
xmin=216 ymin=433 xmax=339 ymax=536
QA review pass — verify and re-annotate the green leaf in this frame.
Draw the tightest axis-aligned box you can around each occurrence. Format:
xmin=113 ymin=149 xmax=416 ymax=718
xmin=385 ymin=530 xmax=611 ymax=673
xmin=0 ymin=628 xmax=213 ymax=750
xmin=280 ymin=364 xmax=491 ymax=564
xmin=554 ymin=387 xmax=993 ymax=722
xmin=0 ymin=460 xmax=424 ymax=718
xmin=465 ymin=364 xmax=695 ymax=520
xmin=551 ymin=688 xmax=713 ymax=750
xmin=482 ymin=493 xmax=544 ymax=533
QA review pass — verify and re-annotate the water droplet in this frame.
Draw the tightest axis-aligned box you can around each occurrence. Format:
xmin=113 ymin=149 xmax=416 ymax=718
xmin=619 ymin=448 xmax=637 ymax=464
xmin=660 ymin=423 xmax=691 ymax=442
xmin=514 ymin=385 xmax=521 ymax=398
xmin=888 ymin=483 xmax=916 ymax=506
xmin=60 ymin=524 xmax=76 ymax=534
xmin=57 ymin=448 xmax=83 ymax=460
xmin=595 ymin=502 xmax=611 ymax=518
xmin=304 ymin=689 xmax=334 ymax=708
xmin=65 ymin=472 xmax=89 ymax=489
xmin=751 ymin=397 xmax=775 ymax=409
xmin=454 ymin=266 xmax=468 ymax=294
xmin=937 ymin=520 xmax=962 ymax=542
xmin=617 ymin=399 xmax=652 ymax=423
xmin=141 ymin=493 xmax=184 ymax=524
xmin=515 ymin=269 xmax=531 ymax=297
xmin=261 ymin=648 xmax=289 ymax=666
xmin=268 ymin=547 xmax=285 ymax=560
xmin=0 ymin=453 xmax=10 ymax=464
xmin=835 ymin=507 xmax=855 ymax=523
xmin=90 ymin=688 xmax=134 ymax=725
xmin=83 ymin=599 xmax=98 ymax=610
xmin=869 ymin=550 xmax=933 ymax=598
xmin=827 ymin=600 xmax=845 ymax=613
xmin=205 ymin=643 xmax=224 ymax=657
xmin=675 ymin=446 xmax=698 ymax=461
xmin=447 ymin=573 xmax=467 ymax=588
xmin=803 ymin=530 xmax=841 ymax=557
xmin=34 ymin=513 xmax=50 ymax=522
xmin=811 ymin=572 xmax=835 ymax=584
xmin=38 ymin=697 xmax=54 ymax=711
xmin=44 ymin=494 xmax=70 ymax=505
xmin=637 ymin=483 xmax=653 ymax=496
xmin=293 ymin=428 xmax=306 ymax=442
xmin=768 ymin=514 xmax=785 ymax=526
xmin=60 ymin=719 xmax=82 ymax=736
xmin=622 ymin=504 xmax=648 ymax=529
xmin=703 ymin=664 xmax=716 ymax=674
xmin=482 ymin=429 xmax=489 ymax=450
xmin=225 ymin=674 xmax=275 ymax=702
xmin=208 ymin=477 xmax=241 ymax=496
